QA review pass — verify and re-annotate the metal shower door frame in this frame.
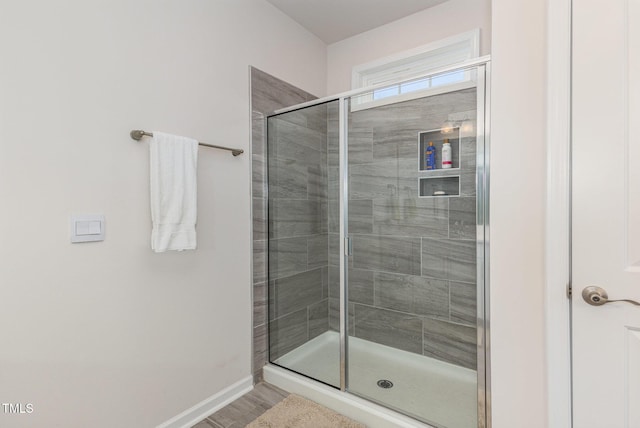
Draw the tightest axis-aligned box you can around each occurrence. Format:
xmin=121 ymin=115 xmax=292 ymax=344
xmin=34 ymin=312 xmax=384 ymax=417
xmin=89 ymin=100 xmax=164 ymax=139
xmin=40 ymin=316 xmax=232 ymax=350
xmin=269 ymin=57 xmax=492 ymax=428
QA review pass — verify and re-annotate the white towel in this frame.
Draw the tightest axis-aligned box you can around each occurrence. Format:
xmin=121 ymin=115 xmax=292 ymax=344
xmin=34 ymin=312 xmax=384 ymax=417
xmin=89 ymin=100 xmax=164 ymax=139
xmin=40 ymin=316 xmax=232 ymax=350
xmin=149 ymin=131 xmax=198 ymax=252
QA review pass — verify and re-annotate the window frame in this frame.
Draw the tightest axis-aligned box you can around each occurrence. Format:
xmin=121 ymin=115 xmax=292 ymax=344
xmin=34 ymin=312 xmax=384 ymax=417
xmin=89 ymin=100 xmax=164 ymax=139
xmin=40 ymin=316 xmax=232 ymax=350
xmin=350 ymin=30 xmax=480 ymax=111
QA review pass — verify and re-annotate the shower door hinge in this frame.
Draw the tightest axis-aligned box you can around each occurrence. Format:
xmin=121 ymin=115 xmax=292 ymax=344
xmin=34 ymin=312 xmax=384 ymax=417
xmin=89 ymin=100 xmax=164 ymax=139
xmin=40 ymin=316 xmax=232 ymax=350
xmin=567 ymin=283 xmax=572 ymax=299
xmin=344 ymin=236 xmax=353 ymax=256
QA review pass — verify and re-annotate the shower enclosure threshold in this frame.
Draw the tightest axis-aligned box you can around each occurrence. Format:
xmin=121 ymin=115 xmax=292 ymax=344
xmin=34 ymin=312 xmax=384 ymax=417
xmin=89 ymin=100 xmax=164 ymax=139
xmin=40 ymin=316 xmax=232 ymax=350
xmin=268 ymin=331 xmax=477 ymax=428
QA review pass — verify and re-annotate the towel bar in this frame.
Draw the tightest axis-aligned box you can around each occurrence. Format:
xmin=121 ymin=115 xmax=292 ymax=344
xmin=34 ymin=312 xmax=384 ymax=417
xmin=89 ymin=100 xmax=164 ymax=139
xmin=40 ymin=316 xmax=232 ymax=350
xmin=130 ymin=130 xmax=244 ymax=156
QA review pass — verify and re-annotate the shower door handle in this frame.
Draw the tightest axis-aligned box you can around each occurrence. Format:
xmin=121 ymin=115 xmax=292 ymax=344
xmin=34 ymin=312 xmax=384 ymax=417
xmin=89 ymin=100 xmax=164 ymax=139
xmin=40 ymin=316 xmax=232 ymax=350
xmin=344 ymin=236 xmax=353 ymax=256
xmin=582 ymin=286 xmax=640 ymax=306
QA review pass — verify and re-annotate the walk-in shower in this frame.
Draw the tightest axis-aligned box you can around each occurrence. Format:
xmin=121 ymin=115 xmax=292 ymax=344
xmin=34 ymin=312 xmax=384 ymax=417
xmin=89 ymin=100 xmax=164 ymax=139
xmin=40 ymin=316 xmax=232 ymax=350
xmin=264 ymin=59 xmax=489 ymax=428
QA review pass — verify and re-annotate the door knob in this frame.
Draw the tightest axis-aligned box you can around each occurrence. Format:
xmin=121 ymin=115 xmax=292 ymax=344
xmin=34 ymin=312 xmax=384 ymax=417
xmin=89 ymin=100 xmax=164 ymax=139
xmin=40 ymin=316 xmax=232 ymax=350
xmin=582 ymin=286 xmax=640 ymax=306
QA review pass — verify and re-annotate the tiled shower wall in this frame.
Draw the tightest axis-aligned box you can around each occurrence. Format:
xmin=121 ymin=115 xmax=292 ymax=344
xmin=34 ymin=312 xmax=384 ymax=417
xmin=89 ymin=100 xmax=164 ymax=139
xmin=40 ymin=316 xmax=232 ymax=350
xmin=250 ymin=67 xmax=317 ymax=382
xmin=252 ymin=70 xmax=480 ymax=380
xmin=267 ymin=103 xmax=332 ymax=361
xmin=327 ymin=89 xmax=479 ymax=370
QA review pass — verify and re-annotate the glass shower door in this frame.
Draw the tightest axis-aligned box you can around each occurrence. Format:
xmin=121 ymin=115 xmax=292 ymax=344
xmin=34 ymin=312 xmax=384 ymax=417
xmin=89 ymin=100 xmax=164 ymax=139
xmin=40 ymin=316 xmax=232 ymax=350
xmin=343 ymin=67 xmax=486 ymax=428
xmin=266 ymin=100 xmax=341 ymax=388
xmin=265 ymin=62 xmax=489 ymax=428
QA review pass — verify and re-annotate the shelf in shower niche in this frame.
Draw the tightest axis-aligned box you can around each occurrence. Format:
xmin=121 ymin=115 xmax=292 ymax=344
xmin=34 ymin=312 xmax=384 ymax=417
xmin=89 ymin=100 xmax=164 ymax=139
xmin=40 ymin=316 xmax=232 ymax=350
xmin=418 ymin=127 xmax=461 ymax=171
xmin=419 ymin=176 xmax=460 ymax=198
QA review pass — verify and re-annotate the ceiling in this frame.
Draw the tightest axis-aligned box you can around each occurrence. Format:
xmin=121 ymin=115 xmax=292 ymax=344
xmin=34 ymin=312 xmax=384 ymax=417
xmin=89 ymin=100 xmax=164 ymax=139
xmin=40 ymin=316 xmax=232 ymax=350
xmin=264 ymin=0 xmax=449 ymax=44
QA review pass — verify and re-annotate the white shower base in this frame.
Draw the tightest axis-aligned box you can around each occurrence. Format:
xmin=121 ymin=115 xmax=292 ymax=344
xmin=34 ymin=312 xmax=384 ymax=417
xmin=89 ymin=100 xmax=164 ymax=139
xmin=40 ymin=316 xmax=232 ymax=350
xmin=268 ymin=331 xmax=477 ymax=428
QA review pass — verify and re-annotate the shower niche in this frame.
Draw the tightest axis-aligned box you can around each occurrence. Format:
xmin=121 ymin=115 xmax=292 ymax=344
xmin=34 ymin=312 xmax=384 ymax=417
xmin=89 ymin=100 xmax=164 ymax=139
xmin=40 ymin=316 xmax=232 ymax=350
xmin=419 ymin=175 xmax=461 ymax=197
xmin=265 ymin=63 xmax=489 ymax=428
xmin=418 ymin=127 xmax=461 ymax=171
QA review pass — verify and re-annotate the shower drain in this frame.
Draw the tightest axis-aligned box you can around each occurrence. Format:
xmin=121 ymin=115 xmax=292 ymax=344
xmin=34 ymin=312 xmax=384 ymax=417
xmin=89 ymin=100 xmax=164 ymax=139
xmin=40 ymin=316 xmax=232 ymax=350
xmin=377 ymin=379 xmax=394 ymax=389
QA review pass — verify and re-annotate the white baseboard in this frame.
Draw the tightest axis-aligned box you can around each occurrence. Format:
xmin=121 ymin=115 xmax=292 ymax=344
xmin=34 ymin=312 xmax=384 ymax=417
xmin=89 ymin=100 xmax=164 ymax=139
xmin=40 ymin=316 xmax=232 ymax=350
xmin=156 ymin=376 xmax=253 ymax=428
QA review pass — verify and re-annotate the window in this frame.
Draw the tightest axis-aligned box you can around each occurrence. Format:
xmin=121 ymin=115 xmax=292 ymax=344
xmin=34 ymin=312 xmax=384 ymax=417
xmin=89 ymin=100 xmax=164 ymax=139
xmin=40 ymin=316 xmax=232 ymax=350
xmin=351 ymin=30 xmax=480 ymax=110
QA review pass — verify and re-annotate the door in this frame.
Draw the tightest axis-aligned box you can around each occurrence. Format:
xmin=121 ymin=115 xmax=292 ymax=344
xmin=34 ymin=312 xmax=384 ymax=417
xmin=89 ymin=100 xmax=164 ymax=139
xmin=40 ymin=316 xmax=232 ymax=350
xmin=572 ymin=1 xmax=640 ymax=427
xmin=342 ymin=65 xmax=488 ymax=428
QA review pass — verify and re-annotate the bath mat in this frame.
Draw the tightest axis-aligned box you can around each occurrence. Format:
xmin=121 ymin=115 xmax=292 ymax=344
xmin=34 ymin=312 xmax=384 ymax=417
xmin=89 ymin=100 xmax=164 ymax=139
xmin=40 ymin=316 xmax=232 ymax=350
xmin=246 ymin=394 xmax=366 ymax=428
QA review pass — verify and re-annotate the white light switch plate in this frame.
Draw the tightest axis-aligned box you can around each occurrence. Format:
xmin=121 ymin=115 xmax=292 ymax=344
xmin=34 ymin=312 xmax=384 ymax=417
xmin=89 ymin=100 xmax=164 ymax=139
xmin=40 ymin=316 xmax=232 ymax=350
xmin=70 ymin=214 xmax=105 ymax=243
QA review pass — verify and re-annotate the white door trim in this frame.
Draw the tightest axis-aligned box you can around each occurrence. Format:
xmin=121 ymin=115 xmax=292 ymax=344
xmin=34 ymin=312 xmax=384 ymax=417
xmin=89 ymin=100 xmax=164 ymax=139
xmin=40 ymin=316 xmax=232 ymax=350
xmin=545 ymin=0 xmax=572 ymax=427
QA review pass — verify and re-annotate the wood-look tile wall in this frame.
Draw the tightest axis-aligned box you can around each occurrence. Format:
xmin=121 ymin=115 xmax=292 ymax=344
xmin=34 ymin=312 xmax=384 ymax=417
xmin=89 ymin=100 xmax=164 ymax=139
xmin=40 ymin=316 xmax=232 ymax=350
xmin=251 ymin=70 xmax=480 ymax=378
xmin=326 ymin=89 xmax=480 ymax=370
xmin=266 ymin=103 xmax=332 ymax=364
xmin=250 ymin=67 xmax=317 ymax=382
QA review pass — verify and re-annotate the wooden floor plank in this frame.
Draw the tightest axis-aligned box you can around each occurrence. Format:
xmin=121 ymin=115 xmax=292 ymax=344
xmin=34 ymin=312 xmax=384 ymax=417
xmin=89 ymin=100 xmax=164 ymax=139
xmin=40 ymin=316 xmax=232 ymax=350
xmin=193 ymin=382 xmax=290 ymax=428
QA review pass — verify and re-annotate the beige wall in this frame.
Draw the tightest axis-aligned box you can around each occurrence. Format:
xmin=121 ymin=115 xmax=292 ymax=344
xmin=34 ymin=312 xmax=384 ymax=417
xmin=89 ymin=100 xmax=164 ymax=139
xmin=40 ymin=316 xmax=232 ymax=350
xmin=490 ymin=0 xmax=548 ymax=426
xmin=326 ymin=0 xmax=491 ymax=94
xmin=0 ymin=1 xmax=325 ymax=427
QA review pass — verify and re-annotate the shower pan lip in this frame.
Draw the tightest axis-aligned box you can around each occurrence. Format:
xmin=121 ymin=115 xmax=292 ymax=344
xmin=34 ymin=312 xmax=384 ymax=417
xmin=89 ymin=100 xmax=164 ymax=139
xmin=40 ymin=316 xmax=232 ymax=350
xmin=268 ymin=55 xmax=491 ymax=117
xmin=264 ymin=363 xmax=444 ymax=428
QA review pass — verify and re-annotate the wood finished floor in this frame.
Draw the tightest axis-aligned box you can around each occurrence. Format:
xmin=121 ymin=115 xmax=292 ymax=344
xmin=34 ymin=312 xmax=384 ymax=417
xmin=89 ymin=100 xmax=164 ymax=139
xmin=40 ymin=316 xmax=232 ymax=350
xmin=192 ymin=382 xmax=289 ymax=428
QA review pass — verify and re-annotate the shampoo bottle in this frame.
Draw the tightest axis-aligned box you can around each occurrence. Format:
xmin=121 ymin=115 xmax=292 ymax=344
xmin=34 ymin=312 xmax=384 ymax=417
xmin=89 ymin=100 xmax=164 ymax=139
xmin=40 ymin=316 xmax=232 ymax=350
xmin=425 ymin=141 xmax=436 ymax=170
xmin=442 ymin=139 xmax=452 ymax=169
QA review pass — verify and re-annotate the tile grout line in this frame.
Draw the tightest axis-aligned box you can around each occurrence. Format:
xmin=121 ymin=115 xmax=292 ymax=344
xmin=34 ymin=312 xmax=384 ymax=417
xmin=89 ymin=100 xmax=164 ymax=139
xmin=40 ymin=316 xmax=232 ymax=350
xmin=448 ymin=280 xmax=452 ymax=322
